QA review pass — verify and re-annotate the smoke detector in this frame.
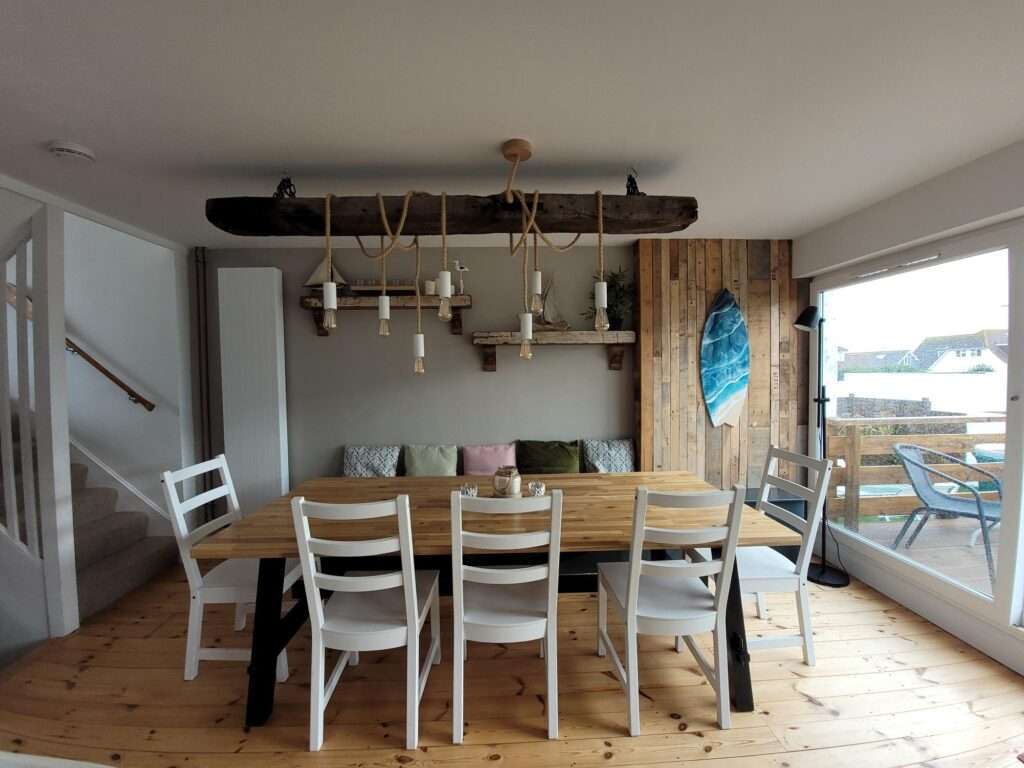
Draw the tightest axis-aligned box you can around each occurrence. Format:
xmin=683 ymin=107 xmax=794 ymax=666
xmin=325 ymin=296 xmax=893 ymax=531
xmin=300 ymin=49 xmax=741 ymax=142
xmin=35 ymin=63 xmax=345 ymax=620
xmin=47 ymin=141 xmax=96 ymax=163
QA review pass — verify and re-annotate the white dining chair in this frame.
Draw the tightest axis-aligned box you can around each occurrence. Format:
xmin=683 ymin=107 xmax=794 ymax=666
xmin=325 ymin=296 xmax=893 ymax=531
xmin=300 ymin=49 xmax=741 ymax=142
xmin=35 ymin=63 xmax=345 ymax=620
xmin=741 ymin=446 xmax=832 ymax=665
xmin=292 ymin=494 xmax=440 ymax=751
xmin=450 ymin=490 xmax=563 ymax=743
xmin=597 ymin=486 xmax=744 ymax=735
xmin=161 ymin=455 xmax=301 ymax=681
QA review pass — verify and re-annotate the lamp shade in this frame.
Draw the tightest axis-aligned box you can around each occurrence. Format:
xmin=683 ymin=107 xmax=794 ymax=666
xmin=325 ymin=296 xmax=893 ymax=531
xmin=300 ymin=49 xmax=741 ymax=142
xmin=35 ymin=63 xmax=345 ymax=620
xmin=794 ymin=305 xmax=820 ymax=332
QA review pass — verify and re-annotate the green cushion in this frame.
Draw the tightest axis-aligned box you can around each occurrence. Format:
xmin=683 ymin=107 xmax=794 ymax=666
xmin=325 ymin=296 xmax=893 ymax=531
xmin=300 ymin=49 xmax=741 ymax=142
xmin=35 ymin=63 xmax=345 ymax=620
xmin=403 ymin=444 xmax=458 ymax=476
xmin=516 ymin=440 xmax=580 ymax=474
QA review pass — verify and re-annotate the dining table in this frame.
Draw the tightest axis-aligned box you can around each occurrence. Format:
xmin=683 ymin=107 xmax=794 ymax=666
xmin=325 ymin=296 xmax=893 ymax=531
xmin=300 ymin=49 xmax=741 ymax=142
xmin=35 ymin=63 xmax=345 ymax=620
xmin=191 ymin=471 xmax=801 ymax=728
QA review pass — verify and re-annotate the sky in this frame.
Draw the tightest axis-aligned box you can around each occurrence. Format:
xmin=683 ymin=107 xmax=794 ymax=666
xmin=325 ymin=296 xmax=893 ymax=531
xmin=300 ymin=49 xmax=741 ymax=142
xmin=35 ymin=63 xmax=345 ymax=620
xmin=822 ymin=249 xmax=1009 ymax=353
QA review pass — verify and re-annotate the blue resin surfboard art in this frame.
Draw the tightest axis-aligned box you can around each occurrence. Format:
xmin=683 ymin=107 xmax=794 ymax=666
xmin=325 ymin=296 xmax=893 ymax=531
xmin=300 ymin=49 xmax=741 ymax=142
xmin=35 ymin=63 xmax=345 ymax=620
xmin=700 ymin=290 xmax=750 ymax=428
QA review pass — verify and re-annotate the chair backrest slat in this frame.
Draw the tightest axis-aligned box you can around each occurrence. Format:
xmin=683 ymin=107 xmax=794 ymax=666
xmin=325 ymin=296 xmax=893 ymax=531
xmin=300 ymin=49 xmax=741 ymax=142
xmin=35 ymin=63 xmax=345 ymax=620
xmin=161 ymin=454 xmax=241 ymax=593
xmin=626 ymin=485 xmax=745 ymax=621
xmin=462 ymin=529 xmax=551 ymax=551
xmin=308 ymin=535 xmax=401 ymax=558
xmin=292 ymin=494 xmax=418 ymax=634
xmin=643 ymin=525 xmax=730 ymax=548
xmin=177 ymin=485 xmax=232 ymax=514
xmin=756 ymin=446 xmax=833 ymax=579
xmin=315 ymin=571 xmax=403 ymax=593
xmin=759 ymin=500 xmax=808 ymax=535
xmin=458 ymin=494 xmax=553 ymax=514
xmin=462 ymin=563 xmax=549 ymax=585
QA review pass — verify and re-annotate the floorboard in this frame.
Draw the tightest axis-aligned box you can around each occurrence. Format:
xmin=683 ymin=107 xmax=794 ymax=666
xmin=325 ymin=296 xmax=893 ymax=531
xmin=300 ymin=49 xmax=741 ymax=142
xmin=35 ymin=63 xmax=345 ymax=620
xmin=1 ymin=567 xmax=1023 ymax=767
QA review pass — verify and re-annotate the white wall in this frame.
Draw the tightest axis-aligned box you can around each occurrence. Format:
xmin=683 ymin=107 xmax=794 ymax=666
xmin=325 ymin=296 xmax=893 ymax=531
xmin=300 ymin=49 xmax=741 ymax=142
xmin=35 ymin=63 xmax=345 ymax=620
xmin=794 ymin=140 xmax=1024 ymax=277
xmin=63 ymin=214 xmax=191 ymax=523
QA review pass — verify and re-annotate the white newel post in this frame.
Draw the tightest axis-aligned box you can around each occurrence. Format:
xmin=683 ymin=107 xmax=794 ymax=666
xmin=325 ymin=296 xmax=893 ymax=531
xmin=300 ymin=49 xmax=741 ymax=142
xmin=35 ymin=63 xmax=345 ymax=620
xmin=32 ymin=205 xmax=79 ymax=634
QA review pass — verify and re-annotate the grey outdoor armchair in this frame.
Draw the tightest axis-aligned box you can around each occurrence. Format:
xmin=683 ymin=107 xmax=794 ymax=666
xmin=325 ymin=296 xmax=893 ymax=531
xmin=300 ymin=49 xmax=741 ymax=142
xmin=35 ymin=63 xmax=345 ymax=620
xmin=891 ymin=443 xmax=1001 ymax=590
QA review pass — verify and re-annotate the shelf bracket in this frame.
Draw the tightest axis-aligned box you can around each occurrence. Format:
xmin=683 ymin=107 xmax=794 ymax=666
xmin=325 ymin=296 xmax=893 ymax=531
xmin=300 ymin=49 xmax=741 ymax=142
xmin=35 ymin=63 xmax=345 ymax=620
xmin=481 ymin=345 xmax=497 ymax=372
xmin=607 ymin=344 xmax=627 ymax=371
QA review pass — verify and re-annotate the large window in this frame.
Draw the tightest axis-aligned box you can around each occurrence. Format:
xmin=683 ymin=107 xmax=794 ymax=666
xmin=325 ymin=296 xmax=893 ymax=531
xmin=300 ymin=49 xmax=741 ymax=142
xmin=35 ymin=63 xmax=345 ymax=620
xmin=820 ymin=249 xmax=1009 ymax=598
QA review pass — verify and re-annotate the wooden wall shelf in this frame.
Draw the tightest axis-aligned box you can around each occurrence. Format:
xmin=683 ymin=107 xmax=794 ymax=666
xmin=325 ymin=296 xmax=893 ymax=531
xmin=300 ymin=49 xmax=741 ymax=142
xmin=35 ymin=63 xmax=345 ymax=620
xmin=471 ymin=330 xmax=636 ymax=372
xmin=300 ymin=294 xmax=472 ymax=336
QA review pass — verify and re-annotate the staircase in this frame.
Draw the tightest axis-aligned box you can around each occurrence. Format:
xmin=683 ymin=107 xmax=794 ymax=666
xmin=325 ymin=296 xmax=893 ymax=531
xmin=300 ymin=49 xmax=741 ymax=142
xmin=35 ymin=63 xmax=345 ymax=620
xmin=71 ymin=460 xmax=178 ymax=619
xmin=3 ymin=413 xmax=178 ymax=620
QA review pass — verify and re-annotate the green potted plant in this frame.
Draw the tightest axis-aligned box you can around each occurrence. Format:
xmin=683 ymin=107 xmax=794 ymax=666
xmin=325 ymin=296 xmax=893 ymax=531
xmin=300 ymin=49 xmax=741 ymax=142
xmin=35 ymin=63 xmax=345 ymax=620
xmin=583 ymin=266 xmax=634 ymax=330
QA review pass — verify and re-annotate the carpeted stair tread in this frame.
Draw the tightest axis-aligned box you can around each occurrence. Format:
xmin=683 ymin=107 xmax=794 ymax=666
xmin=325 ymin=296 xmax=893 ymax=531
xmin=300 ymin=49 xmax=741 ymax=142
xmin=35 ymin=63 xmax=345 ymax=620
xmin=74 ymin=509 xmax=149 ymax=571
xmin=76 ymin=536 xmax=179 ymax=619
xmin=72 ymin=487 xmax=120 ymax=528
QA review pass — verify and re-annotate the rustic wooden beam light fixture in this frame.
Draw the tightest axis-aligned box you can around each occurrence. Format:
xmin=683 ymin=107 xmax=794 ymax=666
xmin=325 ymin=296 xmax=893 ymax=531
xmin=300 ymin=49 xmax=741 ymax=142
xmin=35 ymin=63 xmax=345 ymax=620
xmin=206 ymin=138 xmax=697 ymax=237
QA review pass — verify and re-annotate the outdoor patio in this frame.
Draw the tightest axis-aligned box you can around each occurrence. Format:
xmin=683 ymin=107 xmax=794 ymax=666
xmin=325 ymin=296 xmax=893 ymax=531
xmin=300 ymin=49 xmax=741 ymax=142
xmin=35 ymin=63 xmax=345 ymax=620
xmin=854 ymin=515 xmax=999 ymax=596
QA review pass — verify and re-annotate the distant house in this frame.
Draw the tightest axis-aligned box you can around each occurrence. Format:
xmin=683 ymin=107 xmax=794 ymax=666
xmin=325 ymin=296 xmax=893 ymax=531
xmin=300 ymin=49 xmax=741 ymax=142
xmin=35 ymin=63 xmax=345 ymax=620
xmin=838 ymin=348 xmax=917 ymax=373
xmin=912 ymin=329 xmax=1008 ymax=373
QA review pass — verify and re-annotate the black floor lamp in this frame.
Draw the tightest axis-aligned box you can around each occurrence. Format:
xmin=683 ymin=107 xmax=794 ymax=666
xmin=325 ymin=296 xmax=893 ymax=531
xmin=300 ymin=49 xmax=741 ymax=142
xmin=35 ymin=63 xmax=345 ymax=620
xmin=794 ymin=305 xmax=850 ymax=588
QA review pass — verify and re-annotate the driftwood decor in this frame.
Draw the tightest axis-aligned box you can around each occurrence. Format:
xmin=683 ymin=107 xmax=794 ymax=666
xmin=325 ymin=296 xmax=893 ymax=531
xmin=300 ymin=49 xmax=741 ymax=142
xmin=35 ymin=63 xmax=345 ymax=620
xmin=300 ymin=294 xmax=471 ymax=337
xmin=206 ymin=193 xmax=698 ymax=237
xmin=471 ymin=330 xmax=635 ymax=372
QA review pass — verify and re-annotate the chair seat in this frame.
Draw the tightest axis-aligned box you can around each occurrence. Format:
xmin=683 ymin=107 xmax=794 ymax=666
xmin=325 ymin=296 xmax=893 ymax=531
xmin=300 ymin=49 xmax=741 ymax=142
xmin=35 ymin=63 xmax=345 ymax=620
xmin=599 ymin=561 xmax=716 ymax=633
xmin=736 ymin=546 xmax=798 ymax=583
xmin=200 ymin=558 xmax=301 ymax=600
xmin=920 ymin=495 xmax=1001 ymax=521
xmin=321 ymin=570 xmax=438 ymax=650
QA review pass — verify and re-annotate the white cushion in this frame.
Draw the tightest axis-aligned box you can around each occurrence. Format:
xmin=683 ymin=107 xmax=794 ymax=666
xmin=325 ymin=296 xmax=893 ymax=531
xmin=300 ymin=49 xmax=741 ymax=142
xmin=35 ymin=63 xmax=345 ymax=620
xmin=322 ymin=570 xmax=437 ymax=636
xmin=463 ymin=579 xmax=548 ymax=628
xmin=598 ymin=561 xmax=715 ymax=622
xmin=736 ymin=546 xmax=798 ymax=582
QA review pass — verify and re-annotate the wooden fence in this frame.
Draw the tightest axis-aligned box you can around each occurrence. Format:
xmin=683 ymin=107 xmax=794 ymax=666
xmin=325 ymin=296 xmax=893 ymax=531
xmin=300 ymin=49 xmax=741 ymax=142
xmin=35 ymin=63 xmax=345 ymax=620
xmin=826 ymin=415 xmax=1005 ymax=530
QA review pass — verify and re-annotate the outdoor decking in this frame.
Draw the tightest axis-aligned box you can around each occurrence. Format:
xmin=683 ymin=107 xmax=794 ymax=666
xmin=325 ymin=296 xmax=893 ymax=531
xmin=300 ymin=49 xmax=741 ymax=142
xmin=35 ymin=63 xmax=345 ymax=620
xmin=857 ymin=515 xmax=1000 ymax=596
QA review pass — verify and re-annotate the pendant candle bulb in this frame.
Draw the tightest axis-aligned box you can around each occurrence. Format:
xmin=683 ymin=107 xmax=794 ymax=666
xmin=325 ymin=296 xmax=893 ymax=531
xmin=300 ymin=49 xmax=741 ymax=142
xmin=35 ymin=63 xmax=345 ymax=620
xmin=378 ymin=294 xmax=391 ymax=336
xmin=322 ymin=280 xmax=338 ymax=330
xmin=413 ymin=332 xmax=425 ymax=375
xmin=530 ymin=270 xmax=544 ymax=316
xmin=519 ymin=312 xmax=533 ymax=360
xmin=437 ymin=270 xmax=453 ymax=321
xmin=593 ymin=280 xmax=610 ymax=332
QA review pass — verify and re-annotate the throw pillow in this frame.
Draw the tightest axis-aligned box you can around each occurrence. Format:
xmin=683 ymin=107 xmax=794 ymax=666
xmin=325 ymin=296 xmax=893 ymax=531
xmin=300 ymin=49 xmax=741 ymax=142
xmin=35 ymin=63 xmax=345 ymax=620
xmin=462 ymin=442 xmax=516 ymax=476
xmin=582 ymin=438 xmax=635 ymax=473
xmin=517 ymin=440 xmax=580 ymax=474
xmin=404 ymin=444 xmax=458 ymax=476
xmin=342 ymin=445 xmax=400 ymax=477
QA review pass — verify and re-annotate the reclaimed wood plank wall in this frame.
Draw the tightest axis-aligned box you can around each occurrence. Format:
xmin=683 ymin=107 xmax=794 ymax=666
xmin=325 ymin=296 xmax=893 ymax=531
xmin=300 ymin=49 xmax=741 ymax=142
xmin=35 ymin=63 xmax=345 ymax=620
xmin=636 ymin=239 xmax=809 ymax=487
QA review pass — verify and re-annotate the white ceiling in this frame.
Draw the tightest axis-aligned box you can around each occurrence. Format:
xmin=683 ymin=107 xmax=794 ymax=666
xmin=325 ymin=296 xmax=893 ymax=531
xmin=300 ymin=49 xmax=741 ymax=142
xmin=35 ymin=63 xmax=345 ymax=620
xmin=2 ymin=0 xmax=1024 ymax=249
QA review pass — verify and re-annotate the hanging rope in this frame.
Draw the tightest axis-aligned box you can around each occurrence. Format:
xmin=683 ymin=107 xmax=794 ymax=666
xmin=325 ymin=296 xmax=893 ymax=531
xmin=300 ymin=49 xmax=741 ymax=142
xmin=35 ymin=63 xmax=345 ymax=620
xmin=597 ymin=190 xmax=605 ymax=281
xmin=532 ymin=230 xmax=539 ymax=271
xmin=520 ymin=208 xmax=531 ymax=313
xmin=351 ymin=191 xmax=417 ymax=260
xmin=324 ymin=193 xmax=332 ymax=274
xmin=380 ymin=236 xmax=387 ymax=296
xmin=414 ymin=236 xmax=422 ymax=333
xmin=441 ymin=192 xmax=448 ymax=271
xmin=504 ymin=155 xmax=521 ymax=203
xmin=511 ymin=190 xmax=582 ymax=253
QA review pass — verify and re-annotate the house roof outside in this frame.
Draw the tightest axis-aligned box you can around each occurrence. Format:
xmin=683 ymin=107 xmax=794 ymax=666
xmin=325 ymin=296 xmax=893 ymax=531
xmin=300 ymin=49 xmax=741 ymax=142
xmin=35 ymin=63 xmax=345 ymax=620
xmin=839 ymin=349 xmax=915 ymax=372
xmin=912 ymin=329 xmax=1008 ymax=369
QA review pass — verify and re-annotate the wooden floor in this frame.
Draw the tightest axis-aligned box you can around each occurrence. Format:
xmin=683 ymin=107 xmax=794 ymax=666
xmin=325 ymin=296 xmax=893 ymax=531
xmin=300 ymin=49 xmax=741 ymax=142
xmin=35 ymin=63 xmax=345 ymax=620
xmin=3 ymin=568 xmax=1024 ymax=767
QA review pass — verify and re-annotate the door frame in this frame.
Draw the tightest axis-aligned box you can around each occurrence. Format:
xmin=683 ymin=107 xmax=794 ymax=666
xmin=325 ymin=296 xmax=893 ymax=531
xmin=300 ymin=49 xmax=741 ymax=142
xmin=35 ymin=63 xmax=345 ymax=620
xmin=808 ymin=217 xmax=1024 ymax=652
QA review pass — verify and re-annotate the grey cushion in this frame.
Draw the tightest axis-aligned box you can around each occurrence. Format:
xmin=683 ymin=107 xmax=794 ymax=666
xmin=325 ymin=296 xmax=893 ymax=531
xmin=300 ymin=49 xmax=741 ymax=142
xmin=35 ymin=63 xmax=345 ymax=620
xmin=582 ymin=438 xmax=635 ymax=473
xmin=342 ymin=445 xmax=400 ymax=477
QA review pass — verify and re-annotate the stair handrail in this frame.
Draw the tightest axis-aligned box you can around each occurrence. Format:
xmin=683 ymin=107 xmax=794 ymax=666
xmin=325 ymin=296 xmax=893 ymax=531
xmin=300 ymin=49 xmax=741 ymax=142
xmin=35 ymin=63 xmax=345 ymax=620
xmin=5 ymin=283 xmax=155 ymax=411
xmin=69 ymin=437 xmax=167 ymax=519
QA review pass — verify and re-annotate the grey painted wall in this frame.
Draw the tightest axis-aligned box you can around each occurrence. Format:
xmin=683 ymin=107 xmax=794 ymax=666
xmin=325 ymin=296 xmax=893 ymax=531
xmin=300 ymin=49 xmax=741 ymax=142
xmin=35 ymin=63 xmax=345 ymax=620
xmin=204 ymin=244 xmax=634 ymax=485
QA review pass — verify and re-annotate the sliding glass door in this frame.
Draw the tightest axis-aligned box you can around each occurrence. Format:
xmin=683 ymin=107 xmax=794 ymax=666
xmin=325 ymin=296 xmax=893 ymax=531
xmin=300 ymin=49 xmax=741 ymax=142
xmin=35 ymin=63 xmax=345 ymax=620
xmin=818 ymin=248 xmax=1011 ymax=599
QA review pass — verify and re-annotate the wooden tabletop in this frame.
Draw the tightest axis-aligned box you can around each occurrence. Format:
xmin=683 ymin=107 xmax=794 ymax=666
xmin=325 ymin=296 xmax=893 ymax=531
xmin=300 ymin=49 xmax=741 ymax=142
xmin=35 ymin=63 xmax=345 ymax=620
xmin=191 ymin=471 xmax=800 ymax=560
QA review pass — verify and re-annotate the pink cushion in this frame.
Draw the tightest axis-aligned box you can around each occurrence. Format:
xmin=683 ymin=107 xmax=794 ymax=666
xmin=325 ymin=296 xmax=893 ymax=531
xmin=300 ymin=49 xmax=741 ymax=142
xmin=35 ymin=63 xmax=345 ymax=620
xmin=462 ymin=443 xmax=516 ymax=476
